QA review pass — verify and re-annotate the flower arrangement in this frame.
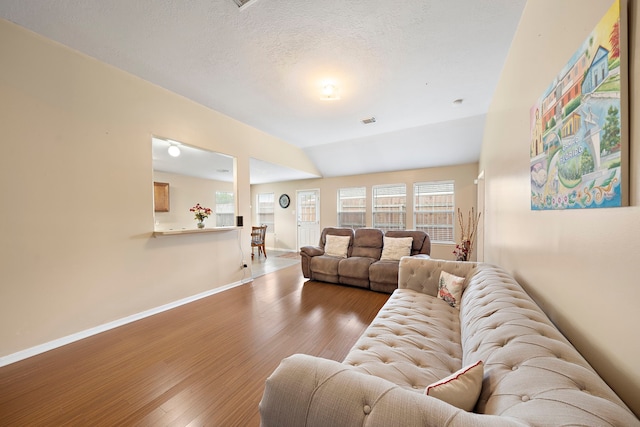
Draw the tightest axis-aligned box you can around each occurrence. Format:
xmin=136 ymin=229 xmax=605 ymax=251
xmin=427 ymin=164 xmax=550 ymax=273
xmin=190 ymin=203 xmax=212 ymax=228
xmin=453 ymin=241 xmax=471 ymax=262
xmin=453 ymin=207 xmax=481 ymax=261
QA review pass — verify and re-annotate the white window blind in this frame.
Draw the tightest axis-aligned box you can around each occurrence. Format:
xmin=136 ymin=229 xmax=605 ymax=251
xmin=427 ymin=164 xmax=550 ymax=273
xmin=414 ymin=181 xmax=455 ymax=243
xmin=215 ymin=191 xmax=235 ymax=227
xmin=256 ymin=193 xmax=274 ymax=232
xmin=372 ymin=184 xmax=406 ymax=231
xmin=337 ymin=187 xmax=366 ymax=229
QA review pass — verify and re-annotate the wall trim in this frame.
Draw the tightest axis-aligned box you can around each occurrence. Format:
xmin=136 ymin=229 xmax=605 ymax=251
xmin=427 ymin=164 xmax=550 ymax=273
xmin=0 ymin=279 xmax=250 ymax=368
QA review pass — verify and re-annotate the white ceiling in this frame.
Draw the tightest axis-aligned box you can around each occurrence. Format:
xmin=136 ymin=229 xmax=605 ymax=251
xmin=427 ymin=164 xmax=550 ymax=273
xmin=0 ymin=0 xmax=526 ymax=183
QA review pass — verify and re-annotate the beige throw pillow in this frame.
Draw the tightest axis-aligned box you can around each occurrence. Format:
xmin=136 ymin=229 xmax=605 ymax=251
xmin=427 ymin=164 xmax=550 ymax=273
xmin=425 ymin=360 xmax=484 ymax=411
xmin=324 ymin=235 xmax=350 ymax=258
xmin=438 ymin=271 xmax=465 ymax=309
xmin=380 ymin=236 xmax=413 ymax=261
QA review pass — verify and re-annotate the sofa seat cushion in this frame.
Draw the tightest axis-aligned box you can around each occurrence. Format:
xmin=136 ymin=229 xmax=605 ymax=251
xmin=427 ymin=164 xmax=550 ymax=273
xmin=338 ymin=257 xmax=376 ymax=288
xmin=338 ymin=257 xmax=377 ymax=279
xmin=369 ymin=259 xmax=400 ymax=285
xmin=370 ymin=259 xmax=407 ymax=293
xmin=310 ymin=255 xmax=342 ymax=282
xmin=344 ymin=289 xmax=462 ymax=392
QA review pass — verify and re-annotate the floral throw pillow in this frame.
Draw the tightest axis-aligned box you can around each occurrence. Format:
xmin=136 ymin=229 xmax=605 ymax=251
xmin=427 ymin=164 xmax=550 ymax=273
xmin=438 ymin=271 xmax=465 ymax=309
xmin=425 ymin=360 xmax=484 ymax=411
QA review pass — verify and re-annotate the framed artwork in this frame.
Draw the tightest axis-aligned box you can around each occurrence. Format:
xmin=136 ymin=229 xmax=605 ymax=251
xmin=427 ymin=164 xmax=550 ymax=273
xmin=154 ymin=182 xmax=170 ymax=212
xmin=530 ymin=0 xmax=627 ymax=210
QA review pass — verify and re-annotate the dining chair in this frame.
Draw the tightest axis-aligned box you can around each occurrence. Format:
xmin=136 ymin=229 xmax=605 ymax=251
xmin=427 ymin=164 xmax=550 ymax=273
xmin=251 ymin=225 xmax=267 ymax=259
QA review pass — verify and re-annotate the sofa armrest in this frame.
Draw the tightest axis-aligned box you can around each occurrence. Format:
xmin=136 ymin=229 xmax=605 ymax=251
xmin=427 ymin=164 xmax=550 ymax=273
xmin=300 ymin=245 xmax=324 ymax=257
xmin=259 ymin=354 xmax=525 ymax=427
xmin=300 ymin=246 xmax=324 ymax=278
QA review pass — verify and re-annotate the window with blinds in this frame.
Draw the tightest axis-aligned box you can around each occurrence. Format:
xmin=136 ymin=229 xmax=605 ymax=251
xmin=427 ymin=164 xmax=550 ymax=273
xmin=372 ymin=184 xmax=406 ymax=231
xmin=256 ymin=193 xmax=274 ymax=232
xmin=337 ymin=187 xmax=366 ymax=229
xmin=414 ymin=181 xmax=455 ymax=243
xmin=215 ymin=191 xmax=235 ymax=227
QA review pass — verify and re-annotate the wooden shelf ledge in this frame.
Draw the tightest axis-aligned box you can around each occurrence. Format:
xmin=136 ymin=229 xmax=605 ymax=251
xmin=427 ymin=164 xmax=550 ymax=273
xmin=153 ymin=227 xmax=239 ymax=237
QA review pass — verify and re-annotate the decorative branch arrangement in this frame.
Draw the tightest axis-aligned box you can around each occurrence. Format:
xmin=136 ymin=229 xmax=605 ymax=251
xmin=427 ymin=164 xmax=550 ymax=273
xmin=453 ymin=207 xmax=481 ymax=261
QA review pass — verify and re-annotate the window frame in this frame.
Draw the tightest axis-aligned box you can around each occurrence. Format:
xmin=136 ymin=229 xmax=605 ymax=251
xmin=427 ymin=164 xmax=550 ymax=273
xmin=215 ymin=191 xmax=235 ymax=227
xmin=413 ymin=180 xmax=455 ymax=244
xmin=256 ymin=192 xmax=275 ymax=232
xmin=372 ymin=183 xmax=406 ymax=232
xmin=337 ymin=186 xmax=367 ymax=229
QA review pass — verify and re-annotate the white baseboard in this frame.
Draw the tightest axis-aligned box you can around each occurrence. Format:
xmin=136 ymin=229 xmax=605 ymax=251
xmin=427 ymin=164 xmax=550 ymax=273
xmin=0 ymin=279 xmax=249 ymax=368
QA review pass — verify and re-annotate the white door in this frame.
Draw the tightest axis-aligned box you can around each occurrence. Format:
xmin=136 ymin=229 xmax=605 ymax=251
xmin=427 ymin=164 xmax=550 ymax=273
xmin=297 ymin=189 xmax=320 ymax=248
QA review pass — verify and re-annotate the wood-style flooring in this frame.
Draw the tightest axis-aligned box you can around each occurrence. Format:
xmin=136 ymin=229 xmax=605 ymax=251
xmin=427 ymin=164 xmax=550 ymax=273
xmin=0 ymin=265 xmax=389 ymax=426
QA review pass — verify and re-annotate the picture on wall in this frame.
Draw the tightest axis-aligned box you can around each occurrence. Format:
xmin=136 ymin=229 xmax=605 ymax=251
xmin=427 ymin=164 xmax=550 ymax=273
xmin=529 ymin=0 xmax=627 ymax=210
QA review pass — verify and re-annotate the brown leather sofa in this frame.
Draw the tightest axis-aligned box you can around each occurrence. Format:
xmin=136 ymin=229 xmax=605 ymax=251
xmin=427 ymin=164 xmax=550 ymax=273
xmin=300 ymin=227 xmax=431 ymax=293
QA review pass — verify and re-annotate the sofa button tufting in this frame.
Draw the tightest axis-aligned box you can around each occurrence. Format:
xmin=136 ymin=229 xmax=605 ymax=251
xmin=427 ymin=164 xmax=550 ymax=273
xmin=363 ymin=404 xmax=372 ymax=414
xmin=521 ymin=396 xmax=530 ymax=402
xmin=512 ymin=366 xmax=518 ymax=371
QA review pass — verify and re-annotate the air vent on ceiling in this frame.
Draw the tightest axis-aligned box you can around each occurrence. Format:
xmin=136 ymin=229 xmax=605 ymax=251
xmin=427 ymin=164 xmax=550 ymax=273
xmin=361 ymin=117 xmax=377 ymax=125
xmin=232 ymin=0 xmax=254 ymax=7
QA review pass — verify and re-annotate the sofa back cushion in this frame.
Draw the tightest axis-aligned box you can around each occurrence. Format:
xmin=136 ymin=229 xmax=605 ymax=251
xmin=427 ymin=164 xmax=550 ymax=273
xmin=398 ymin=257 xmax=478 ymax=297
xmin=350 ymin=228 xmax=384 ymax=259
xmin=459 ymin=264 xmax=639 ymax=424
xmin=385 ymin=230 xmax=431 ymax=255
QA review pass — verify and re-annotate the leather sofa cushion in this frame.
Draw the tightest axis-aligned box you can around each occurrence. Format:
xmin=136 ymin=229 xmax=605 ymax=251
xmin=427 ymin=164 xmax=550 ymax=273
xmin=310 ymin=255 xmax=341 ymax=276
xmin=369 ymin=260 xmax=400 ymax=285
xmin=350 ymin=228 xmax=383 ymax=259
xmin=338 ymin=257 xmax=376 ymax=279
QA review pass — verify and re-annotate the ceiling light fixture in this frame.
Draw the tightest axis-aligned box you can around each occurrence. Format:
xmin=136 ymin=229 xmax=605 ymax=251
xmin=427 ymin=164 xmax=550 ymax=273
xmin=320 ymin=84 xmax=340 ymax=101
xmin=168 ymin=143 xmax=181 ymax=157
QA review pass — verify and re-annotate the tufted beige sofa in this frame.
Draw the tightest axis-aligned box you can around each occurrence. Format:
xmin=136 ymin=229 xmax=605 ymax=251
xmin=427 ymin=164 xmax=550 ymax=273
xmin=260 ymin=258 xmax=639 ymax=426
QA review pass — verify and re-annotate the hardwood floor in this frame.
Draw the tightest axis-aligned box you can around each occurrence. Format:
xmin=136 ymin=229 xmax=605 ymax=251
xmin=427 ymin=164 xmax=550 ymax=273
xmin=0 ymin=265 xmax=389 ymax=426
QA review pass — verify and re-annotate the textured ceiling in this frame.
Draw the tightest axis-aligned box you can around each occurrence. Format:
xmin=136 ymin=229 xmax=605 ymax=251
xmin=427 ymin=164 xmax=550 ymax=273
xmin=0 ymin=0 xmax=526 ymax=182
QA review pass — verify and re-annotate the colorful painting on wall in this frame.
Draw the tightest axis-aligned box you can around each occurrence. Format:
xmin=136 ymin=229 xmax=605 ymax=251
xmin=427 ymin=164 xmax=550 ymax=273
xmin=530 ymin=0 xmax=627 ymax=210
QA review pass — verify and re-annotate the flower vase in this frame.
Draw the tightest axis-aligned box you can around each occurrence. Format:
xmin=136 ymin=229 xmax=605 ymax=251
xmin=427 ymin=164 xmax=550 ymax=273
xmin=197 ymin=221 xmax=205 ymax=229
xmin=454 ymin=240 xmax=471 ymax=261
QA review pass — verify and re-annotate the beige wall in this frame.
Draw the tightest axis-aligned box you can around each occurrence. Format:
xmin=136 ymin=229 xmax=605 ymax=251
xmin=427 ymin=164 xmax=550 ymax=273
xmin=0 ymin=19 xmax=319 ymax=359
xmin=481 ymin=0 xmax=639 ymax=415
xmin=250 ymin=163 xmax=479 ymax=261
xmin=153 ymin=171 xmax=233 ymax=230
